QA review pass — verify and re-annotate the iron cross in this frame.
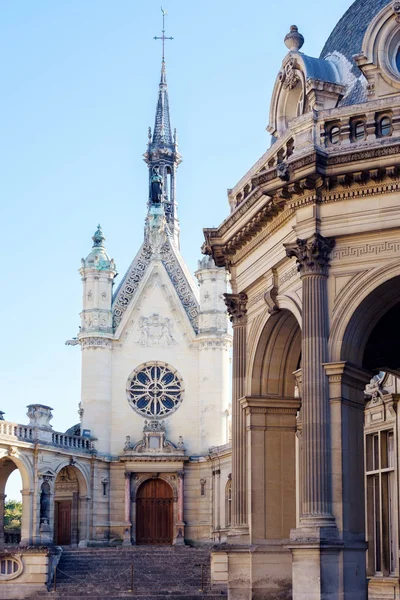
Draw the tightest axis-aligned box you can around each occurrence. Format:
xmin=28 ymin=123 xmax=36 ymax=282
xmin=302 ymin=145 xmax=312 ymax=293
xmin=154 ymin=7 xmax=173 ymax=62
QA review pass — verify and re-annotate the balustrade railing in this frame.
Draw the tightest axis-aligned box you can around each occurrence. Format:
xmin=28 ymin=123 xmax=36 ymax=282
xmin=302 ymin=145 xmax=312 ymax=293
xmin=0 ymin=421 xmax=34 ymax=441
xmin=0 ymin=420 xmax=93 ymax=451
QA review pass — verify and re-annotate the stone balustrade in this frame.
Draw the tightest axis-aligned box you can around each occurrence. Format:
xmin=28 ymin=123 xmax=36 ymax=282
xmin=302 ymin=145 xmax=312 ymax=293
xmin=0 ymin=419 xmax=94 ymax=452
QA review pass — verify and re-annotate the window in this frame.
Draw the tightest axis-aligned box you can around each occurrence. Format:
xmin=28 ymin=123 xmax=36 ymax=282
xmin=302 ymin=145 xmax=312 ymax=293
xmin=366 ymin=430 xmax=397 ymax=576
xmin=329 ymin=126 xmax=340 ymax=145
xmin=0 ymin=556 xmax=22 ymax=580
xmin=379 ymin=116 xmax=392 ymax=138
xmin=127 ymin=362 xmax=184 ymax=418
xmin=396 ymin=47 xmax=400 ymax=73
xmin=354 ymin=121 xmax=366 ymax=142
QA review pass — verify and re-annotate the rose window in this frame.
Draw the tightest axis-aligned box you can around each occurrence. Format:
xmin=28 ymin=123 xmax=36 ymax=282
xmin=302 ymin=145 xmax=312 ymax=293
xmin=127 ymin=362 xmax=184 ymax=417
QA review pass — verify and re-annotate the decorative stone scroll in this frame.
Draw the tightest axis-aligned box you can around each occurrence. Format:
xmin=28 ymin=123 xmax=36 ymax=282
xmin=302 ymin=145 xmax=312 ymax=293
xmin=285 ymin=233 xmax=336 ymax=276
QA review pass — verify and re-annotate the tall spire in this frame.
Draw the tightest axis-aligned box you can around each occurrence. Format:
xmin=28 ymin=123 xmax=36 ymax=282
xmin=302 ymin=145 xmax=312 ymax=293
xmin=143 ymin=8 xmax=182 ymax=247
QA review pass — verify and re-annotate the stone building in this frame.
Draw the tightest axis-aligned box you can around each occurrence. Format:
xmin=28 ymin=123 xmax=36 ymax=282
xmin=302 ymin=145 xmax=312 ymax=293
xmin=203 ymin=0 xmax=400 ymax=598
xmin=0 ymin=52 xmax=232 ymax=598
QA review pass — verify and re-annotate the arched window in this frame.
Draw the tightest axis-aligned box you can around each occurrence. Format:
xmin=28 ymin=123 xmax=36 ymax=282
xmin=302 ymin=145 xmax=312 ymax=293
xmin=396 ymin=47 xmax=400 ymax=73
xmin=225 ymin=478 xmax=232 ymax=527
xmin=329 ymin=126 xmax=340 ymax=145
xmin=354 ymin=121 xmax=366 ymax=142
xmin=379 ymin=116 xmax=392 ymax=137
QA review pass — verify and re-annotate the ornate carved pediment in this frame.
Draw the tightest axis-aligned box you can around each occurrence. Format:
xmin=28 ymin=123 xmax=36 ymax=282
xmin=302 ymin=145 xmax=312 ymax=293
xmin=124 ymin=420 xmax=185 ymax=457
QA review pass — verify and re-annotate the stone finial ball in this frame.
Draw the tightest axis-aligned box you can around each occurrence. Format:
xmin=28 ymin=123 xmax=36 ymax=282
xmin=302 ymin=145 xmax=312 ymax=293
xmin=284 ymin=25 xmax=304 ymax=51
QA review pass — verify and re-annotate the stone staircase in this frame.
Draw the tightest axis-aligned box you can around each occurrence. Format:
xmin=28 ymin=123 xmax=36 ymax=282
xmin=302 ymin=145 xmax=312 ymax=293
xmin=31 ymin=546 xmax=226 ymax=600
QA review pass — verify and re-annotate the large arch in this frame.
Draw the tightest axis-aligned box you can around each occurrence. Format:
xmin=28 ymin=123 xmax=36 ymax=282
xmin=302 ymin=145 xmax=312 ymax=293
xmin=250 ymin=309 xmax=301 ymax=398
xmin=0 ymin=452 xmax=33 ymax=546
xmin=332 ymin=273 xmax=400 ymax=591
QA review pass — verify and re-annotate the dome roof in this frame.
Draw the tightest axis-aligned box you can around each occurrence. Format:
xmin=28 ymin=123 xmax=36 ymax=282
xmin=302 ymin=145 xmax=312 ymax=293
xmin=320 ymin=0 xmax=390 ymax=70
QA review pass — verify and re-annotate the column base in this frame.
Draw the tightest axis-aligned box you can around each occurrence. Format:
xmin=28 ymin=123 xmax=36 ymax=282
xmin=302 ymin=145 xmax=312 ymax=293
xmin=122 ymin=527 xmax=132 ymax=547
xmin=287 ymin=537 xmax=367 ymax=600
xmin=213 ymin=543 xmax=292 ymax=600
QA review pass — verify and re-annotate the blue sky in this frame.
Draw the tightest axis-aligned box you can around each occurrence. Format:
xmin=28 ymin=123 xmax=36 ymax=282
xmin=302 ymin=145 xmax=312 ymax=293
xmin=1 ymin=0 xmax=354 ymax=499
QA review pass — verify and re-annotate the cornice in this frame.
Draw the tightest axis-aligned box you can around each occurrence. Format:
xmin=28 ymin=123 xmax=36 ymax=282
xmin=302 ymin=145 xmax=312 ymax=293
xmin=204 ymin=142 xmax=400 ymax=267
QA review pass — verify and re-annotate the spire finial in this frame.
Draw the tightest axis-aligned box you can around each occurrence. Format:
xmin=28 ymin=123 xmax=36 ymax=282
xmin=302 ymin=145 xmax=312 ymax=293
xmin=154 ymin=7 xmax=174 ymax=63
xmin=92 ymin=224 xmax=105 ymax=248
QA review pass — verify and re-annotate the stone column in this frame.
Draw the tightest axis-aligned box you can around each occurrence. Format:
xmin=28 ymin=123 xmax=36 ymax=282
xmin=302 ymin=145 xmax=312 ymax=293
xmin=286 ymin=233 xmax=336 ymax=531
xmin=176 ymin=471 xmax=185 ymax=544
xmin=122 ymin=472 xmax=131 ymax=546
xmin=286 ymin=233 xmax=342 ymax=600
xmin=224 ymin=292 xmax=248 ymax=539
xmin=0 ymin=493 xmax=5 ymax=545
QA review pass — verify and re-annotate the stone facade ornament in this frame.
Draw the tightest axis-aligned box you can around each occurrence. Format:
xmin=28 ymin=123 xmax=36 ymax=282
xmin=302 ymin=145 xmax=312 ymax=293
xmin=285 ymin=233 xmax=336 ymax=276
xmin=137 ymin=313 xmax=176 ymax=346
xmin=124 ymin=420 xmax=185 ymax=455
xmin=277 ymin=162 xmax=290 ymax=181
xmin=364 ymin=374 xmax=387 ymax=403
xmin=27 ymin=405 xmax=53 ymax=430
xmin=284 ymin=25 xmax=304 ymax=52
xmin=279 ymin=59 xmax=300 ymax=90
xmin=264 ymin=285 xmax=280 ymax=316
xmin=223 ymin=292 xmax=248 ymax=324
xmin=393 ymin=1 xmax=400 ymax=22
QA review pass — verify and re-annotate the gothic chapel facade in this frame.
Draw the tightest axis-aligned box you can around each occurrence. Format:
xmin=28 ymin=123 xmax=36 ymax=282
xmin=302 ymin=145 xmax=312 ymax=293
xmin=0 ymin=45 xmax=232 ymax=598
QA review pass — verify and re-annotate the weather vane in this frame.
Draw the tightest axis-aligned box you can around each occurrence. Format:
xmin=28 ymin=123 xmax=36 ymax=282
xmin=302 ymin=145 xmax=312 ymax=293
xmin=154 ymin=7 xmax=173 ymax=62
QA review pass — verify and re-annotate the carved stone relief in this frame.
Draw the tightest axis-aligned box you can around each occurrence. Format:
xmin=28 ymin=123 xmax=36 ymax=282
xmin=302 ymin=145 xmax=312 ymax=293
xmin=136 ymin=313 xmax=176 ymax=346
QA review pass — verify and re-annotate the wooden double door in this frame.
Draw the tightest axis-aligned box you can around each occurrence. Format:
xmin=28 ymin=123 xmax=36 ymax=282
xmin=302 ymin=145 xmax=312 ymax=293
xmin=136 ymin=478 xmax=173 ymax=545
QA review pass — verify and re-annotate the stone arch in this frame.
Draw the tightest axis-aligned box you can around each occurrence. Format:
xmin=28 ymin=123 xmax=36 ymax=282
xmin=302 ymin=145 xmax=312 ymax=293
xmin=250 ymin=308 xmax=301 ymax=398
xmin=0 ymin=452 xmax=33 ymax=545
xmin=330 ymin=262 xmax=400 ymax=365
xmin=54 ymin=464 xmax=89 ymax=546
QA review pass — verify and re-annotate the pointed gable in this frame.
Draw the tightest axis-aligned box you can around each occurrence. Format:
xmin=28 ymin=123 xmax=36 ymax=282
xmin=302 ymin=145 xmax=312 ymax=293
xmin=112 ymin=238 xmax=199 ymax=333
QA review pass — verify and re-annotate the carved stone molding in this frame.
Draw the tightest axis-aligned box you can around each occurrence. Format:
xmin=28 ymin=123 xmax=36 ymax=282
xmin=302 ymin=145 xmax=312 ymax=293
xmin=80 ymin=337 xmax=112 ymax=349
xmin=285 ymin=233 xmax=336 ymax=276
xmin=224 ymin=293 xmax=248 ymax=325
xmin=264 ymin=285 xmax=280 ymax=316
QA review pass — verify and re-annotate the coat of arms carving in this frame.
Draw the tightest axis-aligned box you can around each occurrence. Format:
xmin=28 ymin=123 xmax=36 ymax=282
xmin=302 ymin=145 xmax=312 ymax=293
xmin=137 ymin=313 xmax=176 ymax=346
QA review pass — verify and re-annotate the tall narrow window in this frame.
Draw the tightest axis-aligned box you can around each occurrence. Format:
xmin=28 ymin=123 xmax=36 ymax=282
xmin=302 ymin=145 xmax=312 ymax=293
xmin=366 ymin=430 xmax=397 ymax=576
xmin=396 ymin=47 xmax=400 ymax=73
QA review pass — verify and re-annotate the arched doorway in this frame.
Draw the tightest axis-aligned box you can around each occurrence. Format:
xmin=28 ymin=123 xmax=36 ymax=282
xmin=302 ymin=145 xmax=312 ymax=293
xmin=337 ymin=274 xmax=400 ymax=593
xmin=0 ymin=455 xmax=32 ymax=546
xmin=136 ymin=478 xmax=173 ymax=545
xmin=54 ymin=465 xmax=87 ymax=546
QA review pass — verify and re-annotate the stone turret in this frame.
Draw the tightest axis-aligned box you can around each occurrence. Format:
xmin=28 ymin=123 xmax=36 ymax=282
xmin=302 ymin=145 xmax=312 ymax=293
xmin=195 ymin=256 xmax=232 ymax=449
xmin=78 ymin=226 xmax=117 ymax=454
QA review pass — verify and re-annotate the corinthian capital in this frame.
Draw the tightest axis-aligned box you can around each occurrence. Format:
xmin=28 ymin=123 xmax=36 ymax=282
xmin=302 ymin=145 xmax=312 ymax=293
xmin=224 ymin=292 xmax=248 ymax=324
xmin=285 ymin=233 xmax=335 ymax=276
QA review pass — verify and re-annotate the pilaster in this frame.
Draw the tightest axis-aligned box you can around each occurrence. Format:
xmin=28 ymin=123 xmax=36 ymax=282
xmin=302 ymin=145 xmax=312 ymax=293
xmin=224 ymin=292 xmax=249 ymax=542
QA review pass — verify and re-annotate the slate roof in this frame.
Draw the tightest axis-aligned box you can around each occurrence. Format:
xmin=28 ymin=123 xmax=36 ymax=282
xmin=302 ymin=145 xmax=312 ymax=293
xmin=320 ymin=0 xmax=390 ymax=73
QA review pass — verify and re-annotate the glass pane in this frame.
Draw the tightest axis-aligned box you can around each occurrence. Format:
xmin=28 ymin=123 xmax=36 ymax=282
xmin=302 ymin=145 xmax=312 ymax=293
xmin=373 ymin=434 xmax=380 ymax=471
xmin=374 ymin=475 xmax=381 ymax=573
xmin=355 ymin=122 xmax=365 ymax=141
xmin=380 ymin=117 xmax=391 ymax=137
xmin=330 ymin=127 xmax=340 ymax=144
xmin=396 ymin=47 xmax=400 ymax=73
xmin=366 ymin=434 xmax=373 ymax=472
